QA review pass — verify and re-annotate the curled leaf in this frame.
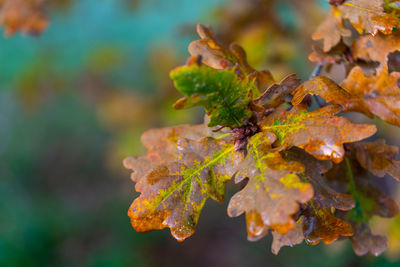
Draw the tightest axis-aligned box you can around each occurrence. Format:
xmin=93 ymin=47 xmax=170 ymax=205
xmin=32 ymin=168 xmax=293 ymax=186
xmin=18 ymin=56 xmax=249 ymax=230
xmin=292 ymin=76 xmax=351 ymax=108
xmin=255 ymin=74 xmax=301 ymax=108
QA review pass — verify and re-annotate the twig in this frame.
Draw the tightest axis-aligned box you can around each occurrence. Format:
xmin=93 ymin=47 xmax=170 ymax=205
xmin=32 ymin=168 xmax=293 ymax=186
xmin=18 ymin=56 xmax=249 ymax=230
xmin=309 ymin=62 xmax=325 ymax=107
xmin=309 ymin=62 xmax=323 ymax=80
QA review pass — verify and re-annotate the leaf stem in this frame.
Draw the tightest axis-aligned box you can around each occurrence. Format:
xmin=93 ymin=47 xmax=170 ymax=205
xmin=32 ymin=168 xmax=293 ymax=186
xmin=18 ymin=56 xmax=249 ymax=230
xmin=345 ymin=157 xmax=365 ymax=223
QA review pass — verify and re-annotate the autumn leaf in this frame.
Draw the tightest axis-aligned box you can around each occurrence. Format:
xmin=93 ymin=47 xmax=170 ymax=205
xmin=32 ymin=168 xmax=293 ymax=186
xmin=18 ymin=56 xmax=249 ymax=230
xmin=0 ymin=0 xmax=48 ymax=36
xmin=124 ymin=124 xmax=240 ymax=241
xmin=302 ymin=201 xmax=354 ymax=245
xmin=312 ymin=8 xmax=351 ymax=52
xmin=338 ymin=0 xmax=400 ymax=36
xmin=350 ymin=224 xmax=388 ymax=256
xmin=324 ymin=155 xmax=399 ymax=256
xmin=271 ymin=218 xmax=304 ymax=255
xmin=313 ymin=0 xmax=400 ymax=52
xmin=284 ymin=148 xmax=355 ymax=211
xmin=341 ymin=66 xmax=400 ymax=126
xmin=171 ymin=62 xmax=258 ymax=127
xmin=227 ymin=131 xmax=313 ymax=240
xmin=188 ymin=24 xmax=255 ymax=75
xmin=261 ymin=104 xmax=377 ymax=163
xmin=292 ymin=76 xmax=351 ymax=108
xmin=254 ymin=74 xmax=301 ymax=109
xmin=351 ymin=32 xmax=400 ymax=70
xmin=351 ymin=139 xmax=400 ymax=182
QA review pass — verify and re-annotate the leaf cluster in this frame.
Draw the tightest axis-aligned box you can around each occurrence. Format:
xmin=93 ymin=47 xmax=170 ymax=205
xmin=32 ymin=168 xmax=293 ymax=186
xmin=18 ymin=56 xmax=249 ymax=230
xmin=125 ymin=0 xmax=400 ymax=256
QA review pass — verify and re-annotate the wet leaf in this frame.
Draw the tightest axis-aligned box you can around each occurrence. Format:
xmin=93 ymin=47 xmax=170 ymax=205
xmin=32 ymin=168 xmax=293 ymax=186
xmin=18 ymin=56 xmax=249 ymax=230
xmin=341 ymin=66 xmax=400 ymax=126
xmin=338 ymin=0 xmax=400 ymax=36
xmin=284 ymin=148 xmax=355 ymax=211
xmin=227 ymin=132 xmax=313 ymax=240
xmin=352 ymin=33 xmax=400 ymax=69
xmin=271 ymin=218 xmax=304 ymax=255
xmin=261 ymin=104 xmax=377 ymax=163
xmin=292 ymin=76 xmax=351 ymax=108
xmin=254 ymin=74 xmax=301 ymax=109
xmin=302 ymin=201 xmax=354 ymax=245
xmin=352 ymin=139 xmax=400 ymax=181
xmin=171 ymin=62 xmax=257 ymax=127
xmin=124 ymin=125 xmax=240 ymax=241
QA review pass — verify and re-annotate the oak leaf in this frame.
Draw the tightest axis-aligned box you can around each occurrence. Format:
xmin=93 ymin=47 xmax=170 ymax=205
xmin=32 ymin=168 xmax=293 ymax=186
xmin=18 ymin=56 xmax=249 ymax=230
xmin=284 ymin=148 xmax=355 ymax=211
xmin=271 ymin=219 xmax=304 ymax=255
xmin=302 ymin=201 xmax=354 ymax=245
xmin=352 ymin=139 xmax=400 ymax=182
xmin=341 ymin=66 xmax=400 ymax=126
xmin=124 ymin=125 xmax=239 ymax=241
xmin=312 ymin=8 xmax=351 ymax=52
xmin=227 ymin=131 xmax=313 ymax=240
xmin=261 ymin=104 xmax=377 ymax=163
xmin=350 ymin=224 xmax=388 ymax=256
xmin=171 ymin=63 xmax=258 ymax=127
xmin=292 ymin=76 xmax=351 ymax=108
xmin=338 ymin=0 xmax=400 ymax=36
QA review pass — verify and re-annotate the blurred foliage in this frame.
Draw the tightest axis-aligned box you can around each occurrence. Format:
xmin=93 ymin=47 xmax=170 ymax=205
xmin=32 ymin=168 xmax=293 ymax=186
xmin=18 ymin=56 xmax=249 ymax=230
xmin=0 ymin=0 xmax=400 ymax=266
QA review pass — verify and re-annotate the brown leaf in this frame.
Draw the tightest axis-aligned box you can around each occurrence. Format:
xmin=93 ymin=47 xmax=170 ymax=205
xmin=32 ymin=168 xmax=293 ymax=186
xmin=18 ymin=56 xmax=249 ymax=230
xmin=227 ymin=132 xmax=313 ymax=240
xmin=352 ymin=139 xmax=400 ymax=182
xmin=271 ymin=218 xmax=304 ymax=255
xmin=123 ymin=124 xmax=209 ymax=182
xmin=0 ymin=0 xmax=48 ymax=36
xmin=188 ymin=24 xmax=255 ymax=76
xmin=254 ymin=74 xmax=301 ymax=108
xmin=124 ymin=125 xmax=239 ymax=241
xmin=292 ymin=76 xmax=351 ymax=108
xmin=341 ymin=66 xmax=400 ymax=126
xmin=351 ymin=33 xmax=400 ymax=70
xmin=350 ymin=224 xmax=387 ymax=256
xmin=261 ymin=104 xmax=377 ymax=163
xmin=302 ymin=202 xmax=354 ymax=245
xmin=338 ymin=0 xmax=400 ymax=36
xmin=312 ymin=7 xmax=351 ymax=52
xmin=284 ymin=148 xmax=355 ymax=211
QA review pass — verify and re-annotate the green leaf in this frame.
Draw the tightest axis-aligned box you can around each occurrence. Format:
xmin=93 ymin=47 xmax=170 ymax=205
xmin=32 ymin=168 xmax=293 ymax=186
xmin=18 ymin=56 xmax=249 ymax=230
xmin=170 ymin=64 xmax=257 ymax=127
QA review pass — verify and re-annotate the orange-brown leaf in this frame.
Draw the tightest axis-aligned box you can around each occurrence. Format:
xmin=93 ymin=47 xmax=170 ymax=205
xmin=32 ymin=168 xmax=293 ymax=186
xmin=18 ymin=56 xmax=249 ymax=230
xmin=341 ymin=67 xmax=400 ymax=126
xmin=302 ymin=203 xmax=354 ymax=245
xmin=271 ymin=219 xmax=304 ymax=255
xmin=262 ymin=104 xmax=377 ymax=163
xmin=352 ymin=139 xmax=400 ymax=182
xmin=227 ymin=132 xmax=313 ymax=240
xmin=124 ymin=125 xmax=239 ymax=241
xmin=0 ymin=0 xmax=48 ymax=36
xmin=292 ymin=76 xmax=351 ymax=108
xmin=312 ymin=7 xmax=351 ymax=52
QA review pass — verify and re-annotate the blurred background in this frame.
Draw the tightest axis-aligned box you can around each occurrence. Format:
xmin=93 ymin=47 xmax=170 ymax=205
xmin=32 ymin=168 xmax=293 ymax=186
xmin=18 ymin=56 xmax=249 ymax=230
xmin=1 ymin=0 xmax=400 ymax=266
